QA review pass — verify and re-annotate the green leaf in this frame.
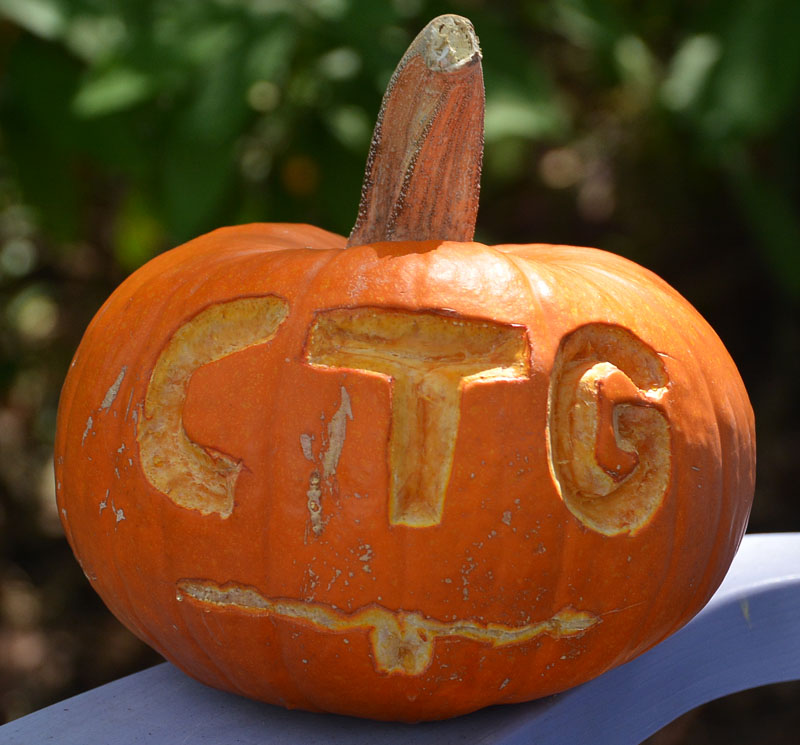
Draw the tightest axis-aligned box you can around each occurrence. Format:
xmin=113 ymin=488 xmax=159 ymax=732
xmin=700 ymin=0 xmax=800 ymax=137
xmin=182 ymin=45 xmax=251 ymax=144
xmin=72 ymin=66 xmax=153 ymax=118
xmin=63 ymin=13 xmax=128 ymax=63
xmin=550 ymin=0 xmax=628 ymax=49
xmin=485 ymin=95 xmax=565 ymax=142
xmin=0 ymin=0 xmax=65 ymax=39
xmin=113 ymin=190 xmax=164 ymax=271
xmin=475 ymin=10 xmax=569 ymax=143
xmin=732 ymin=164 xmax=800 ymax=297
xmin=160 ymin=134 xmax=237 ymax=242
xmin=1 ymin=36 xmax=84 ymax=238
xmin=661 ymin=34 xmax=722 ymax=112
xmin=246 ymin=20 xmax=298 ymax=82
xmin=181 ymin=22 xmax=241 ymax=66
xmin=324 ymin=104 xmax=370 ymax=151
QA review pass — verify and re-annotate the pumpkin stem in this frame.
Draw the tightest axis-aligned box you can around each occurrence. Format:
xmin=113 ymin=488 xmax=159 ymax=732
xmin=347 ymin=15 xmax=484 ymax=247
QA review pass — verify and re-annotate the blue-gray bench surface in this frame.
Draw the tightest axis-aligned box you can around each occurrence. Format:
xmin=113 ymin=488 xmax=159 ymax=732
xmin=3 ymin=532 xmax=799 ymax=745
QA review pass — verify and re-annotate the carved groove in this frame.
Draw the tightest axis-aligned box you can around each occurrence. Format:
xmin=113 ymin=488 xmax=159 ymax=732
xmin=548 ymin=324 xmax=671 ymax=536
xmin=305 ymin=308 xmax=530 ymax=526
xmin=178 ymin=579 xmax=598 ymax=676
xmin=137 ymin=297 xmax=289 ymax=517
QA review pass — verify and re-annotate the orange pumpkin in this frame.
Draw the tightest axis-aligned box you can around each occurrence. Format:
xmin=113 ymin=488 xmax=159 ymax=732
xmin=55 ymin=16 xmax=755 ymax=721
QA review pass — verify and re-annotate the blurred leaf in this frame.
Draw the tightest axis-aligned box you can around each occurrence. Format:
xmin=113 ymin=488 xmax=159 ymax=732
xmin=476 ymin=10 xmax=570 ymax=143
xmin=72 ymin=66 xmax=153 ymax=118
xmin=64 ymin=14 xmax=128 ymax=63
xmin=160 ymin=134 xmax=237 ymax=242
xmin=700 ymin=0 xmax=800 ymax=137
xmin=661 ymin=34 xmax=722 ymax=112
xmin=0 ymin=238 xmax=37 ymax=278
xmin=304 ymin=0 xmax=351 ymax=22
xmin=246 ymin=21 xmax=297 ymax=81
xmin=180 ymin=21 xmax=241 ymax=65
xmin=483 ymin=138 xmax=531 ymax=183
xmin=485 ymin=95 xmax=565 ymax=142
xmin=6 ymin=284 xmax=58 ymax=344
xmin=317 ymin=46 xmax=361 ymax=80
xmin=0 ymin=0 xmax=66 ymax=40
xmin=325 ymin=104 xmax=370 ymax=151
xmin=613 ymin=35 xmax=657 ymax=97
xmin=112 ymin=189 xmax=163 ymax=271
xmin=185 ymin=68 xmax=245 ymax=142
xmin=0 ymin=36 xmax=84 ymax=238
xmin=314 ymin=133 xmax=362 ymax=235
xmin=731 ymin=162 xmax=800 ymax=297
xmin=550 ymin=0 xmax=628 ymax=50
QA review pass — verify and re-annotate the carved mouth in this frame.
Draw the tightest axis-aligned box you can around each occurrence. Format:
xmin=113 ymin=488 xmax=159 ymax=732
xmin=177 ymin=579 xmax=599 ymax=676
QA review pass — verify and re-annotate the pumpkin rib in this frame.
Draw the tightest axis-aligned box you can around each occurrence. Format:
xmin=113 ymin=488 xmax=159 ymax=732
xmin=503 ymin=250 xmax=577 ymax=697
xmin=490 ymin=246 xmax=549 ymax=326
xmin=121 ymin=278 xmax=250 ymax=680
xmin=483 ymin=247 xmax=569 ymax=687
xmin=173 ymin=596 xmax=249 ymax=698
xmin=655 ymin=351 xmax=739 ymax=648
xmin=265 ymin=239 xmax=368 ymax=710
xmin=610 ymin=307 xmax=726 ymax=661
xmin=621 ymin=297 xmax=711 ymax=660
xmin=487 ymin=249 xmax=553 ymax=641
xmin=505 ymin=250 xmax=576 ymax=690
xmin=63 ymin=323 xmax=158 ymax=652
xmin=658 ymin=306 xmax=730 ymax=625
xmin=571 ymin=271 xmax=682 ymax=664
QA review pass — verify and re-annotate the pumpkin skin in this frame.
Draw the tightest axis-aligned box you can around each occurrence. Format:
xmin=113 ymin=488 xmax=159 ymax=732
xmin=54 ymin=222 xmax=755 ymax=721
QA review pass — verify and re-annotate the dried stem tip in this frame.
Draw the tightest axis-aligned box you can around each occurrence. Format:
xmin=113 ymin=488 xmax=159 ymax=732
xmin=347 ymin=15 xmax=485 ymax=247
xmin=422 ymin=14 xmax=482 ymax=72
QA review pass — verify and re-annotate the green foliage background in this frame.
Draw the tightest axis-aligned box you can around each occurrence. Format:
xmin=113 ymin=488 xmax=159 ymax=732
xmin=1 ymin=0 xmax=798 ymax=736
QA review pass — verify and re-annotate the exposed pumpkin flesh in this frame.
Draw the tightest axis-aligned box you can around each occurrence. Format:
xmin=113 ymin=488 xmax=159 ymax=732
xmin=137 ymin=296 xmax=289 ymax=517
xmin=548 ymin=324 xmax=671 ymax=536
xmin=306 ymin=308 xmax=529 ymax=526
xmin=177 ymin=578 xmax=599 ymax=675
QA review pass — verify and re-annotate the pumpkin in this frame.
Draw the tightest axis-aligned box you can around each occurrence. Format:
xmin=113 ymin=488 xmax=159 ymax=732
xmin=55 ymin=15 xmax=755 ymax=722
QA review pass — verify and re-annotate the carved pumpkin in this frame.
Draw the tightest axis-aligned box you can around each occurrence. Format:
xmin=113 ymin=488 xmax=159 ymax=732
xmin=55 ymin=16 xmax=755 ymax=721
